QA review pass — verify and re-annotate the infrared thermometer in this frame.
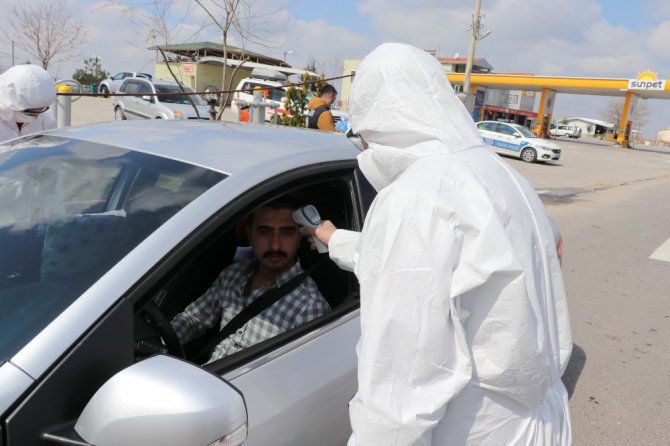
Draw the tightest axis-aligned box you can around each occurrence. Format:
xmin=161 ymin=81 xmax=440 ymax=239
xmin=293 ymin=205 xmax=328 ymax=253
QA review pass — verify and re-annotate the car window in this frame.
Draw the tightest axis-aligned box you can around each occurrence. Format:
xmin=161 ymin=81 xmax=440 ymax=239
xmin=137 ymin=82 xmax=153 ymax=95
xmin=511 ymin=124 xmax=538 ymax=138
xmin=122 ymin=81 xmax=140 ymax=94
xmin=142 ymin=169 xmax=361 ymax=370
xmin=498 ymin=124 xmax=517 ymax=136
xmin=0 ymin=135 xmax=227 ymax=361
xmin=477 ymin=121 xmax=497 ymax=132
xmin=156 ymin=84 xmax=206 ymax=105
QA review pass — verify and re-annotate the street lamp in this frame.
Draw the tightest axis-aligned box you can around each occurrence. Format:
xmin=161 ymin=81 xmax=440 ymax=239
xmin=203 ymin=85 xmax=220 ymax=120
xmin=283 ymin=50 xmax=294 ymax=62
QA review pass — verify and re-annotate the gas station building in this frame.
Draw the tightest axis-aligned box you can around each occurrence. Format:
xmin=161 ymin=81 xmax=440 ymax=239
xmin=448 ymin=70 xmax=669 ymax=148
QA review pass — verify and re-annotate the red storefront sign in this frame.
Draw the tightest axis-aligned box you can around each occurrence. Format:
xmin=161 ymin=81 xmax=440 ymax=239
xmin=484 ymin=105 xmax=537 ymax=118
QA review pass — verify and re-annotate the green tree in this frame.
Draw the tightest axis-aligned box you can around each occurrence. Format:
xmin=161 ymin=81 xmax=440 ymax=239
xmin=72 ymin=57 xmax=109 ymax=86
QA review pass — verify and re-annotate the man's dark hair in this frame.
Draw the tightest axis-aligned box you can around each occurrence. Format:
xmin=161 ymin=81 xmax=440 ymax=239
xmin=319 ymin=84 xmax=337 ymax=97
xmin=247 ymin=194 xmax=301 ymax=227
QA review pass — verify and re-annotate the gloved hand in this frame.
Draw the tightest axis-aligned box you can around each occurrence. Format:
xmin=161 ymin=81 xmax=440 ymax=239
xmin=335 ymin=119 xmax=350 ymax=133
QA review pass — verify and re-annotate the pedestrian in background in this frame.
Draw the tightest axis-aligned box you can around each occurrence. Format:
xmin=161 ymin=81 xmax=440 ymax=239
xmin=0 ymin=64 xmax=56 ymax=142
xmin=306 ymin=83 xmax=337 ymax=132
xmin=305 ymin=43 xmax=573 ymax=445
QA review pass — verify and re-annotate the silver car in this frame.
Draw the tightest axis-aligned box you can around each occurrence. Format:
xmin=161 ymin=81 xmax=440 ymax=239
xmin=0 ymin=121 xmax=371 ymax=445
xmin=98 ymin=71 xmax=152 ymax=97
xmin=113 ymin=78 xmax=211 ymax=120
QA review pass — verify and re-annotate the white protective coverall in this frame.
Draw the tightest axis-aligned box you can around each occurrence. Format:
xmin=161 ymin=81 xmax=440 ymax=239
xmin=0 ymin=64 xmax=57 ymax=142
xmin=329 ymin=43 xmax=573 ymax=445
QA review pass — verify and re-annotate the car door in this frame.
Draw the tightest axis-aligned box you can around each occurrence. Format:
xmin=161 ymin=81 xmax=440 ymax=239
xmin=172 ymin=165 xmax=365 ymax=446
xmin=133 ymin=81 xmax=155 ymax=119
xmin=130 ymin=162 xmax=366 ymax=445
xmin=213 ymin=168 xmax=368 ymax=445
xmin=495 ymin=122 xmax=524 ymax=155
xmin=119 ymin=80 xmax=141 ymax=119
xmin=110 ymin=72 xmax=130 ymax=92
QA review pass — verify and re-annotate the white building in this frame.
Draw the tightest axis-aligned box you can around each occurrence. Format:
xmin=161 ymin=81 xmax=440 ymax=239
xmin=562 ymin=117 xmax=614 ymax=137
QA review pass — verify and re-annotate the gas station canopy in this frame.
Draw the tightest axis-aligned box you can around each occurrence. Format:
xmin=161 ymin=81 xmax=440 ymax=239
xmin=447 ymin=72 xmax=670 ymax=99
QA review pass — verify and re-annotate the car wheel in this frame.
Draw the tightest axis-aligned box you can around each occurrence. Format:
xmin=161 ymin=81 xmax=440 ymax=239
xmin=100 ymin=85 xmax=109 ymax=98
xmin=521 ymin=147 xmax=537 ymax=163
xmin=114 ymin=107 xmax=126 ymax=121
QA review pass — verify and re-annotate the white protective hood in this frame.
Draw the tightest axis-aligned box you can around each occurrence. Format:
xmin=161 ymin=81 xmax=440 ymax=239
xmin=329 ymin=43 xmax=572 ymax=445
xmin=0 ymin=64 xmax=57 ymax=142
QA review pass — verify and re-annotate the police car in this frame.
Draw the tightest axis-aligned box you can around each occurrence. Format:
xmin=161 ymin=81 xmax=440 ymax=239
xmin=476 ymin=120 xmax=561 ymax=163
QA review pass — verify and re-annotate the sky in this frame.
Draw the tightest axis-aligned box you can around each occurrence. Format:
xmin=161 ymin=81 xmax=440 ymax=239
xmin=1 ymin=0 xmax=670 ymax=138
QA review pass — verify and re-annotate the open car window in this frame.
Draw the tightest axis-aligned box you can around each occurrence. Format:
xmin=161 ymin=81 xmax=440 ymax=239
xmin=134 ymin=168 xmax=363 ymax=373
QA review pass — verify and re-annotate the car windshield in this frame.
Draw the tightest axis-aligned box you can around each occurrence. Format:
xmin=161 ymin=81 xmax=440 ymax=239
xmin=260 ymin=86 xmax=286 ymax=102
xmin=0 ymin=135 xmax=226 ymax=361
xmin=511 ymin=124 xmax=538 ymax=138
xmin=156 ymin=84 xmax=207 ymax=106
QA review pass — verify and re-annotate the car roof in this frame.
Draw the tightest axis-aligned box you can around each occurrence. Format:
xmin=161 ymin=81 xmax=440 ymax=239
xmin=43 ymin=120 xmax=360 ymax=176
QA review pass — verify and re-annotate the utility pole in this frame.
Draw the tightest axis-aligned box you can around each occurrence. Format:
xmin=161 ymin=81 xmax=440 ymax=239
xmin=462 ymin=0 xmax=491 ymax=99
xmin=11 ymin=41 xmax=15 ymax=66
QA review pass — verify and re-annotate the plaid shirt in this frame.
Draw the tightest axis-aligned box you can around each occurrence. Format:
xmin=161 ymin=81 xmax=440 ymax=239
xmin=171 ymin=258 xmax=330 ymax=363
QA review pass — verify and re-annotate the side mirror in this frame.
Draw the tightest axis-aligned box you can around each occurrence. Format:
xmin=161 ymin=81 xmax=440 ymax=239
xmin=74 ymin=355 xmax=247 ymax=446
xmin=141 ymin=95 xmax=152 ymax=102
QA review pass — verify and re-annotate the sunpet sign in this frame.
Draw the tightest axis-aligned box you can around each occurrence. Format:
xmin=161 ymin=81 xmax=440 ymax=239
xmin=628 ymin=79 xmax=666 ymax=90
xmin=628 ymin=70 xmax=665 ymax=90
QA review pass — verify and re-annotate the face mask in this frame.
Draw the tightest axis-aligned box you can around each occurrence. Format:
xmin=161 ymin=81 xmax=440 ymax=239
xmin=13 ymin=111 xmax=38 ymax=124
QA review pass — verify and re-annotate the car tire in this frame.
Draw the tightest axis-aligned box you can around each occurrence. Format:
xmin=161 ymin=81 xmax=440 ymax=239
xmin=521 ymin=147 xmax=537 ymax=163
xmin=115 ymin=107 xmax=126 ymax=121
xmin=100 ymin=85 xmax=109 ymax=98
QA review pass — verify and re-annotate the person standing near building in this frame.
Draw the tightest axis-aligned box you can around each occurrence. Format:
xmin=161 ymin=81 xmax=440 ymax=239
xmin=306 ymin=84 xmax=337 ymax=132
xmin=0 ymin=64 xmax=57 ymax=142
xmin=304 ymin=43 xmax=573 ymax=445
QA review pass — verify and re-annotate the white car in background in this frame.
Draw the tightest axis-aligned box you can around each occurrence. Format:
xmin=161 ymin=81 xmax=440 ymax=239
xmin=550 ymin=124 xmax=581 ymax=139
xmin=477 ymin=120 xmax=562 ymax=163
xmin=113 ymin=78 xmax=211 ymax=120
xmin=99 ymin=72 xmax=152 ymax=97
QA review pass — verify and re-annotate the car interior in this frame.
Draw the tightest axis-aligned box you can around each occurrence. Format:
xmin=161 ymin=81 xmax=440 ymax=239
xmin=133 ymin=173 xmax=363 ymax=373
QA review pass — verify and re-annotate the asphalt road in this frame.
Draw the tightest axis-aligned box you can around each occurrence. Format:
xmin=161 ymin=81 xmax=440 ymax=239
xmin=511 ymin=137 xmax=670 ymax=445
xmin=67 ymin=99 xmax=670 ymax=444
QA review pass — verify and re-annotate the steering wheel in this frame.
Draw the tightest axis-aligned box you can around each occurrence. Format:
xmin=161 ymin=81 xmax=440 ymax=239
xmin=136 ymin=300 xmax=185 ymax=358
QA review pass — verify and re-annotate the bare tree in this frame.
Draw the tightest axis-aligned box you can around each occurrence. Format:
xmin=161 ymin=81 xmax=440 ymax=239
xmin=98 ymin=0 xmax=189 ymax=48
xmin=194 ymin=0 xmax=285 ymax=118
xmin=600 ymin=97 xmax=650 ymax=132
xmin=4 ymin=0 xmax=87 ymax=70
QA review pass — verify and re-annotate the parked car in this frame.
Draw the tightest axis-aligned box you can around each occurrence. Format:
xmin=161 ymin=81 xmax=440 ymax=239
xmin=550 ymin=124 xmax=581 ymax=138
xmin=477 ymin=120 xmax=562 ymax=163
xmin=0 ymin=120 xmax=371 ymax=445
xmin=99 ymin=71 xmax=152 ymax=97
xmin=113 ymin=78 xmax=211 ymax=120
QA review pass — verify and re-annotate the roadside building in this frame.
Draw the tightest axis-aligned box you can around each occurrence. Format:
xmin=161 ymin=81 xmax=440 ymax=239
xmin=148 ymin=42 xmax=315 ymax=97
xmin=656 ymin=128 xmax=670 ymax=147
xmin=560 ymin=117 xmax=614 ymax=137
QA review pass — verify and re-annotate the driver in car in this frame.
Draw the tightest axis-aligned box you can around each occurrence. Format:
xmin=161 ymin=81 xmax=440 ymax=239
xmin=170 ymin=196 xmax=331 ymax=363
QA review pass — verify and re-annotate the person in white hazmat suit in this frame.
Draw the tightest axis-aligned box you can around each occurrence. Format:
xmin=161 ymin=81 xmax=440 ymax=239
xmin=0 ymin=64 xmax=57 ymax=142
xmin=305 ymin=43 xmax=573 ymax=445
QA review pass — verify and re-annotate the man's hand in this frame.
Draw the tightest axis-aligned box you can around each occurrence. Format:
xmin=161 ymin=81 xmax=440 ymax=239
xmin=301 ymin=220 xmax=338 ymax=250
